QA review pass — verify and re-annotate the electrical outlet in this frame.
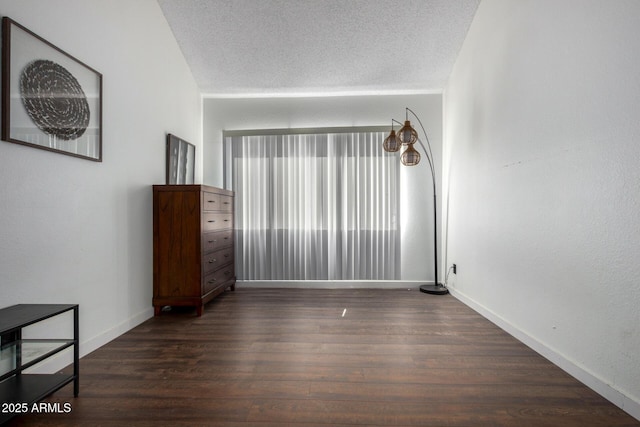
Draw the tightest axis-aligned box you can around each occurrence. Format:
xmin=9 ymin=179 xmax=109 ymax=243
xmin=452 ymin=264 xmax=457 ymax=274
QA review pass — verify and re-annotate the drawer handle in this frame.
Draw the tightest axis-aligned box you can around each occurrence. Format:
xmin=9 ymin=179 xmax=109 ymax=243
xmin=208 ymin=200 xmax=216 ymax=203
xmin=208 ymin=220 xmax=215 ymax=223
xmin=209 ymin=259 xmax=217 ymax=263
xmin=223 ymin=202 xmax=230 ymax=205
xmin=208 ymin=239 xmax=216 ymax=243
xmin=224 ymin=254 xmax=230 ymax=258
xmin=224 ymin=219 xmax=230 ymax=222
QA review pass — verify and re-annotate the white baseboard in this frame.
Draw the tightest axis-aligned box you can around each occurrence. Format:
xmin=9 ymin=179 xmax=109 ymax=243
xmin=236 ymin=280 xmax=428 ymax=289
xmin=448 ymin=287 xmax=640 ymax=422
xmin=80 ymin=307 xmax=154 ymax=358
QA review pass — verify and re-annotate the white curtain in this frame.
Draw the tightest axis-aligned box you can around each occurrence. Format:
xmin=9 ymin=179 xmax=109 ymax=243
xmin=225 ymin=130 xmax=399 ymax=281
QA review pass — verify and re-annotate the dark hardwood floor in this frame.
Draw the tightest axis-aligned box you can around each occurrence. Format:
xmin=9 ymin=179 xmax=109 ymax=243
xmin=8 ymin=288 xmax=639 ymax=426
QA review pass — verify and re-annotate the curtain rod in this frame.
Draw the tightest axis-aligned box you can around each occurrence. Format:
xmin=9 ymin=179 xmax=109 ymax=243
xmin=223 ymin=126 xmax=390 ymax=138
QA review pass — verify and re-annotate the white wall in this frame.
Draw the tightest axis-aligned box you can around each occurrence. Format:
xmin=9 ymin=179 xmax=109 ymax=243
xmin=0 ymin=1 xmax=201 ymax=361
xmin=203 ymin=94 xmax=442 ymax=283
xmin=444 ymin=0 xmax=640 ymax=419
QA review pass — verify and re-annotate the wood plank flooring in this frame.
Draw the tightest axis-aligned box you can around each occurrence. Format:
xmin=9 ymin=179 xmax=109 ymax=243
xmin=8 ymin=288 xmax=639 ymax=426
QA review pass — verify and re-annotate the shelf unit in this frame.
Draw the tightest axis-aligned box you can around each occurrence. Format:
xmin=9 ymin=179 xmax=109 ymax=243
xmin=0 ymin=304 xmax=79 ymax=424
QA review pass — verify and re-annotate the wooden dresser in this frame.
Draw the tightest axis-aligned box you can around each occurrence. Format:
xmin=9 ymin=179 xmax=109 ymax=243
xmin=153 ymin=185 xmax=235 ymax=316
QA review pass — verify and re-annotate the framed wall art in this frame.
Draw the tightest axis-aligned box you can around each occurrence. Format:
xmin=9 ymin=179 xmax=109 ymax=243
xmin=166 ymin=134 xmax=195 ymax=184
xmin=2 ymin=17 xmax=102 ymax=161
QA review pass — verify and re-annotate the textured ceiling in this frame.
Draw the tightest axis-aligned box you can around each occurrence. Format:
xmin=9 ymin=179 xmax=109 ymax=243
xmin=157 ymin=0 xmax=480 ymax=96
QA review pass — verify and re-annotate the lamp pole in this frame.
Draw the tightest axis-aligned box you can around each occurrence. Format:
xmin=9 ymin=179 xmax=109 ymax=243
xmin=414 ymin=137 xmax=446 ymax=295
xmin=387 ymin=108 xmax=448 ymax=295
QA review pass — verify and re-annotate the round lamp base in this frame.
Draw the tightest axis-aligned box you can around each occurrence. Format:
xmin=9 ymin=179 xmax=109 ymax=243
xmin=419 ymin=284 xmax=449 ymax=295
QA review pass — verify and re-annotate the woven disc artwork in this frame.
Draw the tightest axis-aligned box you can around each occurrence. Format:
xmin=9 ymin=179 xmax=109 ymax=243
xmin=20 ymin=59 xmax=90 ymax=141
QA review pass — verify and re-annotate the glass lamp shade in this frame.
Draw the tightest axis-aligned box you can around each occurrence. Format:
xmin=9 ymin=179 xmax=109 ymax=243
xmin=383 ymin=130 xmax=401 ymax=152
xmin=398 ymin=120 xmax=418 ymax=145
xmin=401 ymin=143 xmax=421 ymax=166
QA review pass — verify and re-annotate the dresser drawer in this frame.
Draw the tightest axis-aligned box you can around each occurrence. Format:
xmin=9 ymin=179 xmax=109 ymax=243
xmin=218 ymin=194 xmax=233 ymax=212
xmin=202 ymin=229 xmax=233 ymax=253
xmin=202 ymin=192 xmax=233 ymax=212
xmin=202 ymin=247 xmax=234 ymax=275
xmin=202 ymin=191 xmax=221 ymax=211
xmin=202 ymin=213 xmax=233 ymax=231
xmin=203 ymin=265 xmax=235 ymax=294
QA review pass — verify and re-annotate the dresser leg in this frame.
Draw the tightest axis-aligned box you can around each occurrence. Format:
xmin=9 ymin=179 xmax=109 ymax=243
xmin=196 ymin=305 xmax=203 ymax=317
xmin=154 ymin=306 xmax=162 ymax=316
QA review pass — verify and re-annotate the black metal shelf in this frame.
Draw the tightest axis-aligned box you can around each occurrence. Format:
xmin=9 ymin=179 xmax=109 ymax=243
xmin=0 ymin=374 xmax=75 ymax=424
xmin=0 ymin=339 xmax=75 ymax=382
xmin=0 ymin=304 xmax=78 ymax=425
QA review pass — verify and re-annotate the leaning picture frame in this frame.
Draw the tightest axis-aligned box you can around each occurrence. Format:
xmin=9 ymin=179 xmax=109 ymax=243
xmin=166 ymin=134 xmax=195 ymax=185
xmin=1 ymin=17 xmax=103 ymax=161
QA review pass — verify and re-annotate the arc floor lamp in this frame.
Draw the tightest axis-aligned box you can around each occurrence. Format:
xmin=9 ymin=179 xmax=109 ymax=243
xmin=383 ymin=108 xmax=448 ymax=295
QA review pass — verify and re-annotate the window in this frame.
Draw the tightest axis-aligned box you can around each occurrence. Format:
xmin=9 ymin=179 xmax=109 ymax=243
xmin=224 ymin=129 xmax=399 ymax=281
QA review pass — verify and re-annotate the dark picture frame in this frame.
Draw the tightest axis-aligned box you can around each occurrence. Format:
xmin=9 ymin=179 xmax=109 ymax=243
xmin=1 ymin=17 xmax=103 ymax=161
xmin=166 ymin=134 xmax=195 ymax=184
